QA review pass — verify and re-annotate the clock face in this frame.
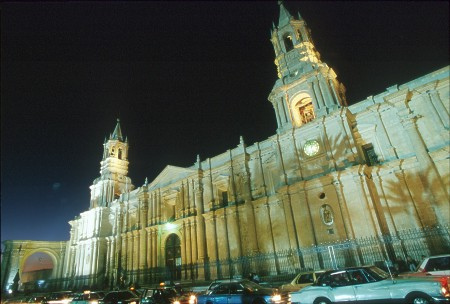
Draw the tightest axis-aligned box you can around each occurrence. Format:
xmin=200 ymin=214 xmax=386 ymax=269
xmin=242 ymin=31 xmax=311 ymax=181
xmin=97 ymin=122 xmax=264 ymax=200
xmin=304 ymin=140 xmax=320 ymax=156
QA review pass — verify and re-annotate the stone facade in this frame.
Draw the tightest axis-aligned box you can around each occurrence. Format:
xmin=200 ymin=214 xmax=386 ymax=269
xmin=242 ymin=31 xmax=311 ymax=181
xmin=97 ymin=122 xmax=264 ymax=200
xmin=2 ymin=2 xmax=449 ymax=292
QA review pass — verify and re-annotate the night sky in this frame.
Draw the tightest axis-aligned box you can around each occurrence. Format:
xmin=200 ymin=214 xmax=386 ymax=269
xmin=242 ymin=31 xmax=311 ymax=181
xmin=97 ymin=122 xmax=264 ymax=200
xmin=2 ymin=1 xmax=448 ymax=247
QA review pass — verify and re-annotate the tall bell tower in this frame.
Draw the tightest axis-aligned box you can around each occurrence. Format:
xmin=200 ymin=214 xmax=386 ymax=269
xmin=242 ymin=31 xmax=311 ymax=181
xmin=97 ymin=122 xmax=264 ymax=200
xmin=268 ymin=1 xmax=347 ymax=133
xmin=89 ymin=119 xmax=134 ymax=209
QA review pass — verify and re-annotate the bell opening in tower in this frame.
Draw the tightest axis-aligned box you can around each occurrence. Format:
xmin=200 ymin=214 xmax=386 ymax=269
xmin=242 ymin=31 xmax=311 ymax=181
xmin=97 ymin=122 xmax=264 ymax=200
xmin=292 ymin=96 xmax=315 ymax=127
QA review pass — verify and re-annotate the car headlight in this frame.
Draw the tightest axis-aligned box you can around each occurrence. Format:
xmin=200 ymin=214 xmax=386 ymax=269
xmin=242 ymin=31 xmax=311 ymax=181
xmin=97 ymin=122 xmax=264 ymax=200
xmin=188 ymin=295 xmax=196 ymax=304
xmin=173 ymin=301 xmax=181 ymax=304
xmin=271 ymin=294 xmax=281 ymax=302
xmin=89 ymin=301 xmax=98 ymax=304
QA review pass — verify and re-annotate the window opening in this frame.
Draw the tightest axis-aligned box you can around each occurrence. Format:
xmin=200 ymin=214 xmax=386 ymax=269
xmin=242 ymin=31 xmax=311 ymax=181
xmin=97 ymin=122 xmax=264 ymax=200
xmin=362 ymin=144 xmax=379 ymax=166
xmin=283 ymin=33 xmax=294 ymax=52
xmin=222 ymin=191 xmax=228 ymax=207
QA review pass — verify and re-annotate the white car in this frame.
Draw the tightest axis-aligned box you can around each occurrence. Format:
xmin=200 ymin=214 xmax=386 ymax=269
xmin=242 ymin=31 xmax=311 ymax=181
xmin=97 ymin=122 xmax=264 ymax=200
xmin=289 ymin=266 xmax=449 ymax=304
xmin=417 ymin=254 xmax=450 ymax=276
xmin=280 ymin=271 xmax=325 ymax=292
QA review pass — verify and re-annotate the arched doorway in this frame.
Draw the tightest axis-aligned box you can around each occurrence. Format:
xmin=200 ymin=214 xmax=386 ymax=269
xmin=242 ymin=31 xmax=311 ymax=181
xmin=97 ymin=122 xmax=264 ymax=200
xmin=165 ymin=234 xmax=181 ymax=280
xmin=22 ymin=252 xmax=54 ymax=292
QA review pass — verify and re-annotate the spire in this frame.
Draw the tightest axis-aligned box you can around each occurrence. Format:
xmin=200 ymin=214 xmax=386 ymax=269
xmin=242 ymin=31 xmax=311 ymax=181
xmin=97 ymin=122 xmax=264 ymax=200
xmin=111 ymin=118 xmax=123 ymax=141
xmin=278 ymin=0 xmax=293 ymax=28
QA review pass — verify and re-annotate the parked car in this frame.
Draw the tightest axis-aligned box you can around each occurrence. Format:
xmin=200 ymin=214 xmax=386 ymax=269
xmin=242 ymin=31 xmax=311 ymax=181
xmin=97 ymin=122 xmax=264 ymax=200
xmin=71 ymin=292 xmax=105 ymax=304
xmin=139 ymin=287 xmax=177 ymax=304
xmin=45 ymin=292 xmax=77 ymax=304
xmin=197 ymin=279 xmax=287 ymax=304
xmin=26 ymin=296 xmax=47 ymax=304
xmin=99 ymin=290 xmax=140 ymax=304
xmin=417 ymin=254 xmax=450 ymax=276
xmin=289 ymin=266 xmax=449 ymax=304
xmin=279 ymin=270 xmax=325 ymax=292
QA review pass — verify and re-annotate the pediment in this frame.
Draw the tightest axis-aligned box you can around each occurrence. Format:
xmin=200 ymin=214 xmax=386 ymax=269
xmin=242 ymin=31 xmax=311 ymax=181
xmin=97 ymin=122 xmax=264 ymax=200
xmin=148 ymin=165 xmax=196 ymax=190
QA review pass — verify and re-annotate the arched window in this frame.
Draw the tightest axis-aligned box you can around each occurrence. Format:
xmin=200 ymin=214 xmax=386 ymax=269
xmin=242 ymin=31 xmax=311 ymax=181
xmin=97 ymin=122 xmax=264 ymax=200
xmin=283 ymin=33 xmax=294 ymax=52
xmin=291 ymin=95 xmax=315 ymax=127
xmin=118 ymin=148 xmax=122 ymax=159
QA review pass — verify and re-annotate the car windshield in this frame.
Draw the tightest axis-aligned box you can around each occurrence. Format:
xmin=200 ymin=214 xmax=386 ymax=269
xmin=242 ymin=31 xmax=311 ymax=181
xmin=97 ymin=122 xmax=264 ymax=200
xmin=240 ymin=280 xmax=264 ymax=290
xmin=365 ymin=266 xmax=390 ymax=280
xmin=316 ymin=267 xmax=389 ymax=286
xmin=117 ymin=291 xmax=136 ymax=300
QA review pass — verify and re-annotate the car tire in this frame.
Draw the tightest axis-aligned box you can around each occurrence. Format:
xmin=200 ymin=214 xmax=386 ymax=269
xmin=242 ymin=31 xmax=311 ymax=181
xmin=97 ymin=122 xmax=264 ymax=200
xmin=406 ymin=293 xmax=433 ymax=304
xmin=313 ymin=298 xmax=331 ymax=304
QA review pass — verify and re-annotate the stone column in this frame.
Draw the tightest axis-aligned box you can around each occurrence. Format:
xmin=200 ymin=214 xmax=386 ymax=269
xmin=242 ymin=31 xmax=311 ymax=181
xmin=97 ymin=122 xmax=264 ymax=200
xmin=318 ymin=75 xmax=336 ymax=109
xmin=204 ymin=214 xmax=218 ymax=279
xmin=313 ymin=79 xmax=326 ymax=108
xmin=195 ymin=180 xmax=207 ymax=279
xmin=133 ymin=231 xmax=139 ymax=274
xmin=331 ymin=176 xmax=355 ymax=240
xmin=225 ymin=208 xmax=238 ymax=258
xmin=186 ymin=221 xmax=193 ymax=278
xmin=139 ymin=229 xmax=147 ymax=271
xmin=400 ymin=114 xmax=448 ymax=225
xmin=181 ymin=222 xmax=187 ymax=279
xmin=244 ymin=201 xmax=258 ymax=254
xmin=281 ymin=192 xmax=300 ymax=251
xmin=395 ymin=170 xmax=431 ymax=227
xmin=353 ymin=173 xmax=382 ymax=236
xmin=152 ymin=229 xmax=158 ymax=268
xmin=307 ymin=82 xmax=320 ymax=111
xmin=145 ymin=228 xmax=152 ymax=272
xmin=191 ymin=221 xmax=198 ymax=268
xmin=273 ymin=100 xmax=282 ymax=129
xmin=428 ymin=90 xmax=449 ymax=129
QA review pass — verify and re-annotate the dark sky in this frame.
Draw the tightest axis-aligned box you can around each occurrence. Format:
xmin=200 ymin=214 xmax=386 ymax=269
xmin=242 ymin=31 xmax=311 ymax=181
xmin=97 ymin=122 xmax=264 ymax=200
xmin=1 ymin=1 xmax=448 ymax=245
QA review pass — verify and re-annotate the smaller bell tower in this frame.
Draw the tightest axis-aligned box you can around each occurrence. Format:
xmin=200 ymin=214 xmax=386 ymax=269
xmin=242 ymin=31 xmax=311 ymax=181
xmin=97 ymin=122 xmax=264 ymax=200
xmin=268 ymin=1 xmax=347 ymax=133
xmin=89 ymin=119 xmax=134 ymax=209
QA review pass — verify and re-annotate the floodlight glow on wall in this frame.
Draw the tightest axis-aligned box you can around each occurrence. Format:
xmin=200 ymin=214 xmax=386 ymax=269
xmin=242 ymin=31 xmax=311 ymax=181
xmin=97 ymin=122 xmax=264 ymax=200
xmin=165 ymin=223 xmax=177 ymax=231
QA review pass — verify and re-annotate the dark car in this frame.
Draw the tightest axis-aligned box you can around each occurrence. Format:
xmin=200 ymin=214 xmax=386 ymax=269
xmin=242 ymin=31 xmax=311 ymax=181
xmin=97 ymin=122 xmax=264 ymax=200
xmin=140 ymin=287 xmax=177 ymax=304
xmin=197 ymin=279 xmax=286 ymax=304
xmin=44 ymin=292 xmax=77 ymax=304
xmin=99 ymin=290 xmax=140 ymax=304
xmin=72 ymin=292 xmax=106 ymax=304
xmin=27 ymin=296 xmax=47 ymax=304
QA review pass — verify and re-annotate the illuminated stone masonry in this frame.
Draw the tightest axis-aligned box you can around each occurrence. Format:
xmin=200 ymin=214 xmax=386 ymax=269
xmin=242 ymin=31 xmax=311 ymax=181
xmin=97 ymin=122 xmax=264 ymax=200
xmin=2 ymin=2 xmax=449 ymax=292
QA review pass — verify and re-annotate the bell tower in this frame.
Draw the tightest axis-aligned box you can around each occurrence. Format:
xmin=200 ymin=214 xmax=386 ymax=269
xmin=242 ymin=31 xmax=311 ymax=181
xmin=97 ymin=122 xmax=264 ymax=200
xmin=89 ymin=119 xmax=134 ymax=209
xmin=268 ymin=1 xmax=347 ymax=133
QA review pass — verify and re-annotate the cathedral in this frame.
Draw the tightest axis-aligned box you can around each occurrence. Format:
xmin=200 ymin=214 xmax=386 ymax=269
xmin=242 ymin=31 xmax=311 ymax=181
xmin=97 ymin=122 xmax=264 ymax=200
xmin=2 ymin=2 xmax=449 ymax=292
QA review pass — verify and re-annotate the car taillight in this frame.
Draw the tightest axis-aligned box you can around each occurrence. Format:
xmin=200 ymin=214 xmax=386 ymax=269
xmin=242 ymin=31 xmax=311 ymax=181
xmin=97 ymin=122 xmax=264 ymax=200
xmin=440 ymin=277 xmax=450 ymax=297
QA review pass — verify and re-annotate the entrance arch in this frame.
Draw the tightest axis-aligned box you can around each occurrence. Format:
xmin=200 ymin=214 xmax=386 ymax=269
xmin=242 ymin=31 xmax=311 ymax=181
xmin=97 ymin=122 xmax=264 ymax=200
xmin=1 ymin=240 xmax=66 ymax=293
xmin=21 ymin=252 xmax=54 ymax=292
xmin=165 ymin=234 xmax=181 ymax=280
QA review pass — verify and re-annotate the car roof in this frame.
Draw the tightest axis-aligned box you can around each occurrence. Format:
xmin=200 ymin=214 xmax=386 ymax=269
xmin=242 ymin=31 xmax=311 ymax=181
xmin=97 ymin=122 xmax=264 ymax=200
xmin=426 ymin=254 xmax=450 ymax=258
